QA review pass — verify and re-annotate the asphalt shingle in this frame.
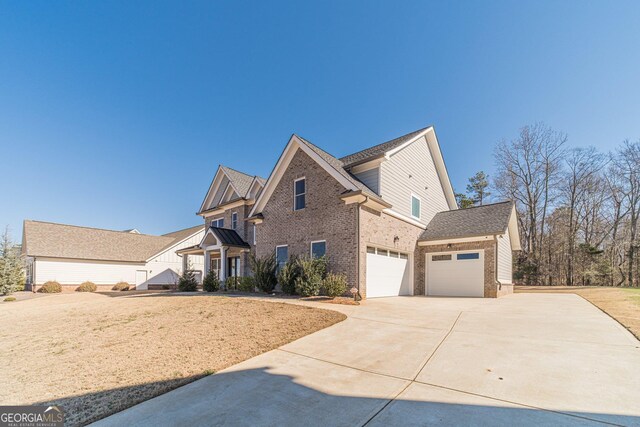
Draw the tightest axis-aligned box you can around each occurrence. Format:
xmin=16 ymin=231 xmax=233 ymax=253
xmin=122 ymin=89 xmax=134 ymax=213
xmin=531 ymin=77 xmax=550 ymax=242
xmin=23 ymin=221 xmax=204 ymax=262
xmin=419 ymin=201 xmax=514 ymax=241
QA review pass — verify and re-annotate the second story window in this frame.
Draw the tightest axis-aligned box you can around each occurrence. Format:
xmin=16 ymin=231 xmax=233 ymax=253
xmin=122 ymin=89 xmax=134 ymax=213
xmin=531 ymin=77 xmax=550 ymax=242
xmin=231 ymin=212 xmax=238 ymax=230
xmin=211 ymin=218 xmax=224 ymax=228
xmin=411 ymin=194 xmax=421 ymax=219
xmin=294 ymin=178 xmax=306 ymax=211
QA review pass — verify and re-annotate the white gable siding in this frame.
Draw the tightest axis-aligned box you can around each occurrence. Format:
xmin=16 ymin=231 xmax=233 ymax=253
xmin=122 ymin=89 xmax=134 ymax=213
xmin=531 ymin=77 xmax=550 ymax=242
xmin=380 ymin=136 xmax=449 ymax=224
xmin=35 ymin=258 xmax=142 ymax=285
xmin=497 ymin=232 xmax=513 ymax=284
xmin=354 ymin=167 xmax=380 ymax=194
xmin=210 ymin=176 xmax=231 ymax=208
xmin=141 ymin=230 xmax=205 ymax=288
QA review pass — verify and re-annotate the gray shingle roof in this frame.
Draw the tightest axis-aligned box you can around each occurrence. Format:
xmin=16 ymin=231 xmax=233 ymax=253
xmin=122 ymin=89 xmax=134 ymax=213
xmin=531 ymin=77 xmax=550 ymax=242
xmin=419 ymin=201 xmax=514 ymax=241
xmin=340 ymin=126 xmax=431 ymax=167
xmin=221 ymin=166 xmax=259 ymax=198
xmin=23 ymin=221 xmax=204 ymax=262
xmin=296 ymin=135 xmax=381 ymax=199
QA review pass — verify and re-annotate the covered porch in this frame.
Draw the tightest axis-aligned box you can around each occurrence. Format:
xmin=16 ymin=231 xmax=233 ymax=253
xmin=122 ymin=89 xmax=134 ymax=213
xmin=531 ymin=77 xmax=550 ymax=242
xmin=177 ymin=227 xmax=251 ymax=284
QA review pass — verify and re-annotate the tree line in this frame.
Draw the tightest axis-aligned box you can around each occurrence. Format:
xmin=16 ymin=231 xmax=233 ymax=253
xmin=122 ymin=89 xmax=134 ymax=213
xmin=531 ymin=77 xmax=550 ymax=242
xmin=457 ymin=123 xmax=640 ymax=287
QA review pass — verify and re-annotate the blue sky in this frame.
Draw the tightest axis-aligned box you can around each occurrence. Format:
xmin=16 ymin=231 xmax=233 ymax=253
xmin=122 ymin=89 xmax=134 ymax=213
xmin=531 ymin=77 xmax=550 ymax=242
xmin=1 ymin=1 xmax=639 ymax=238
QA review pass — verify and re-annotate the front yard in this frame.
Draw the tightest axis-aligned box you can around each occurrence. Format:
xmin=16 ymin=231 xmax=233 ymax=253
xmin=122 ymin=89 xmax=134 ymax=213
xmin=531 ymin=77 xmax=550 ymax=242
xmin=0 ymin=292 xmax=345 ymax=426
xmin=516 ymin=286 xmax=640 ymax=339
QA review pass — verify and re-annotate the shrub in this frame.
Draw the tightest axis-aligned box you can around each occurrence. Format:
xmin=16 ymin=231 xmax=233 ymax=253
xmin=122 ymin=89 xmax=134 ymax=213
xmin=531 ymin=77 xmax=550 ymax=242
xmin=225 ymin=276 xmax=240 ymax=291
xmin=38 ymin=281 xmax=62 ymax=293
xmin=4 ymin=296 xmax=16 ymax=302
xmin=322 ymin=273 xmax=348 ymax=297
xmin=112 ymin=282 xmax=130 ymax=291
xmin=249 ymin=254 xmax=277 ymax=293
xmin=237 ymin=276 xmax=255 ymax=292
xmin=202 ymin=272 xmax=220 ymax=292
xmin=295 ymin=273 xmax=322 ymax=297
xmin=76 ymin=281 xmax=97 ymax=292
xmin=278 ymin=257 xmax=301 ymax=295
xmin=177 ymin=270 xmax=198 ymax=292
xmin=293 ymin=256 xmax=329 ymax=297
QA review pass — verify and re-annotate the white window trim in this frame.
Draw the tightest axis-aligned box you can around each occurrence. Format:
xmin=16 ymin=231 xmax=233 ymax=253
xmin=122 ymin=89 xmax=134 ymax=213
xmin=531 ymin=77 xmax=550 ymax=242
xmin=231 ymin=212 xmax=238 ymax=230
xmin=253 ymin=224 xmax=256 ymax=245
xmin=293 ymin=177 xmax=306 ymax=211
xmin=410 ymin=193 xmax=421 ymax=220
xmin=310 ymin=240 xmax=327 ymax=257
xmin=275 ymin=245 xmax=289 ymax=267
xmin=211 ymin=217 xmax=224 ymax=228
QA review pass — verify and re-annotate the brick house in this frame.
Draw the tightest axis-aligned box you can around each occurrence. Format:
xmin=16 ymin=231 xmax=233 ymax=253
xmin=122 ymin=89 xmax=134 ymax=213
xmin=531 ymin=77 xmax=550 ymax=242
xmin=180 ymin=126 xmax=521 ymax=298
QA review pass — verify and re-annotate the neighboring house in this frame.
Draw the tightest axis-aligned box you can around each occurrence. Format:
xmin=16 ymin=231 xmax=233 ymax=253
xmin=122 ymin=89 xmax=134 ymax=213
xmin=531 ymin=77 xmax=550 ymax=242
xmin=22 ymin=221 xmax=205 ymax=291
xmin=183 ymin=126 xmax=521 ymax=298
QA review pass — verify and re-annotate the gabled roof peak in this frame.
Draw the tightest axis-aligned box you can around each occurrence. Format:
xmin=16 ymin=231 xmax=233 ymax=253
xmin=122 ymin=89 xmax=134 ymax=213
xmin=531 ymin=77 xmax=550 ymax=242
xmin=340 ymin=125 xmax=432 ymax=167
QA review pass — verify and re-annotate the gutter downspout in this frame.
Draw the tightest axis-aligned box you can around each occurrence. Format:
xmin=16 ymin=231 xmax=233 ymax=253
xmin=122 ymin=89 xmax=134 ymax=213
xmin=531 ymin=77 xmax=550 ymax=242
xmin=494 ymin=235 xmax=502 ymax=293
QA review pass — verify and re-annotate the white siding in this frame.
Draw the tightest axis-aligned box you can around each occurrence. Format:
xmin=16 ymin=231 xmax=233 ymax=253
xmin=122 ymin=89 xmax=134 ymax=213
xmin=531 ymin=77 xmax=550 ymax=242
xmin=211 ymin=176 xmax=231 ymax=208
xmin=34 ymin=229 xmax=206 ymax=290
xmin=380 ymin=136 xmax=449 ymax=224
xmin=497 ymin=232 xmax=513 ymax=284
xmin=141 ymin=230 xmax=205 ymax=288
xmin=35 ymin=258 xmax=142 ymax=285
xmin=354 ymin=167 xmax=380 ymax=194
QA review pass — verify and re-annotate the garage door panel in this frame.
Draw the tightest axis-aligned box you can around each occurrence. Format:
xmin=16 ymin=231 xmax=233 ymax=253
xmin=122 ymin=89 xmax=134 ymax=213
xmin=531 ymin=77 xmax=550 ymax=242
xmin=427 ymin=251 xmax=484 ymax=297
xmin=366 ymin=251 xmax=412 ymax=298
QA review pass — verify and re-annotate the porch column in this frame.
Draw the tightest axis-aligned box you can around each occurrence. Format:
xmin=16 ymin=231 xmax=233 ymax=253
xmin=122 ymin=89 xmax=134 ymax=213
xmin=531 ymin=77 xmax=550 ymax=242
xmin=204 ymin=250 xmax=210 ymax=274
xmin=220 ymin=246 xmax=227 ymax=282
xmin=182 ymin=253 xmax=189 ymax=273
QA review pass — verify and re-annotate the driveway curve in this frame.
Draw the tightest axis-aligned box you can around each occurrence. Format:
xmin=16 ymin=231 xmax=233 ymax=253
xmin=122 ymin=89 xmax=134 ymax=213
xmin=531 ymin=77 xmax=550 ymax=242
xmin=93 ymin=293 xmax=640 ymax=426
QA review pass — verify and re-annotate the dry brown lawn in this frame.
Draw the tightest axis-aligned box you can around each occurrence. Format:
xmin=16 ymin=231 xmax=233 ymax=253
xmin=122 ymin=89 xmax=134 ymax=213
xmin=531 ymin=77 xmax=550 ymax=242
xmin=0 ymin=292 xmax=345 ymax=426
xmin=516 ymin=286 xmax=640 ymax=339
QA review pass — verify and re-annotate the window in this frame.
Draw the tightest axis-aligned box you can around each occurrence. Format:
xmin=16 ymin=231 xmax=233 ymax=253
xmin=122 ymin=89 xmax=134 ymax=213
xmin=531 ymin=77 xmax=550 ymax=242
xmin=294 ymin=178 xmax=306 ymax=210
xmin=211 ymin=218 xmax=224 ymax=228
xmin=432 ymin=254 xmax=452 ymax=261
xmin=231 ymin=212 xmax=238 ymax=230
xmin=411 ymin=194 xmax=421 ymax=219
xmin=377 ymin=249 xmax=388 ymax=256
xmin=275 ymin=245 xmax=288 ymax=272
xmin=310 ymin=240 xmax=326 ymax=258
xmin=210 ymin=258 xmax=221 ymax=277
xmin=457 ymin=252 xmax=480 ymax=260
xmin=389 ymin=251 xmax=399 ymax=258
xmin=399 ymin=253 xmax=409 ymax=260
xmin=253 ymin=224 xmax=256 ymax=245
xmin=366 ymin=246 xmax=376 ymax=254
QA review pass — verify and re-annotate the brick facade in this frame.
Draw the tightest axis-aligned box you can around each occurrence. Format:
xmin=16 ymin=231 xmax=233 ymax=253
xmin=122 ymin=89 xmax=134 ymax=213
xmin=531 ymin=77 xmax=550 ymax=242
xmin=255 ymin=149 xmax=359 ymax=287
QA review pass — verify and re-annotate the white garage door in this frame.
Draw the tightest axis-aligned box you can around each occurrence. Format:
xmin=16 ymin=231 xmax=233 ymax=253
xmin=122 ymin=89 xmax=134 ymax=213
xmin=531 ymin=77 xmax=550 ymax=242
xmin=366 ymin=247 xmax=412 ymax=298
xmin=426 ymin=250 xmax=484 ymax=297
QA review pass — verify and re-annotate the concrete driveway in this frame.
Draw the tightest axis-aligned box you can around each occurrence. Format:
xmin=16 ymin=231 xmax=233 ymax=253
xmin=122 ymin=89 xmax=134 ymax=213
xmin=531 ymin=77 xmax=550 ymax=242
xmin=94 ymin=293 xmax=640 ymax=426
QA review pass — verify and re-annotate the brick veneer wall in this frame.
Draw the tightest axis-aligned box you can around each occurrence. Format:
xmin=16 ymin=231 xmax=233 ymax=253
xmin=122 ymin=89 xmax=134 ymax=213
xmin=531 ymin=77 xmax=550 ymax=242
xmin=255 ymin=149 xmax=359 ymax=287
xmin=416 ymin=240 xmax=509 ymax=298
xmin=358 ymin=207 xmax=423 ymax=298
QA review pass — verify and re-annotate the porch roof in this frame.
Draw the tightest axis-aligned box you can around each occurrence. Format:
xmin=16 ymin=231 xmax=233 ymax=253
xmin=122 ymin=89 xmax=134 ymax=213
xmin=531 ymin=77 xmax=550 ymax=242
xmin=209 ymin=227 xmax=250 ymax=249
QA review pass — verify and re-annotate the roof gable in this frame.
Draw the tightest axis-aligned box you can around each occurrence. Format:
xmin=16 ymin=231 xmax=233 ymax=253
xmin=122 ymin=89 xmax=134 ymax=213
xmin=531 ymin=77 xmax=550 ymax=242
xmin=341 ymin=126 xmax=457 ymax=210
xmin=419 ymin=201 xmax=521 ymax=249
xmin=199 ymin=165 xmax=263 ymax=214
xmin=250 ymin=135 xmax=376 ymax=217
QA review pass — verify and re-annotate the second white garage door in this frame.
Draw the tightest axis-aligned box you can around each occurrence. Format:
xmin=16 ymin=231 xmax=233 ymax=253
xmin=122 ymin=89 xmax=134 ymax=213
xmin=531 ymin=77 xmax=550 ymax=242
xmin=426 ymin=250 xmax=485 ymax=297
xmin=366 ymin=247 xmax=412 ymax=298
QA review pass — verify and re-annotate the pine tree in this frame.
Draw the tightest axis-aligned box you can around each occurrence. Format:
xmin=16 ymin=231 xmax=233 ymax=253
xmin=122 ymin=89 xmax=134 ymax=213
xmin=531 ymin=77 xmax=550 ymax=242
xmin=0 ymin=227 xmax=25 ymax=295
xmin=177 ymin=259 xmax=198 ymax=292
xmin=466 ymin=171 xmax=491 ymax=205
